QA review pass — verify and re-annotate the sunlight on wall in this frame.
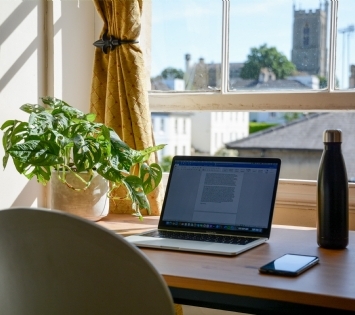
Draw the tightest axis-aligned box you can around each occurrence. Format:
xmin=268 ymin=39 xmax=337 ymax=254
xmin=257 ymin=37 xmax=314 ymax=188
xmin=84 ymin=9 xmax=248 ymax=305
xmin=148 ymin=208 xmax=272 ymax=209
xmin=0 ymin=1 xmax=96 ymax=209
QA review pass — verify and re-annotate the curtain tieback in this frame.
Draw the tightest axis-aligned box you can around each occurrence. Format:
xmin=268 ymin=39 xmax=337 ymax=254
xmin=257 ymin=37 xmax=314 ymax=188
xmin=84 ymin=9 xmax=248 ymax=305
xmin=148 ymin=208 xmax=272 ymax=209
xmin=93 ymin=33 xmax=139 ymax=54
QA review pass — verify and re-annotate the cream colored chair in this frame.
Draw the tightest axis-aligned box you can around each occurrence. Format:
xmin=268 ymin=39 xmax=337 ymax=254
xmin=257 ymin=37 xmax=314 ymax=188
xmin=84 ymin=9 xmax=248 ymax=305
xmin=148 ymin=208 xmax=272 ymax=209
xmin=0 ymin=207 xmax=175 ymax=315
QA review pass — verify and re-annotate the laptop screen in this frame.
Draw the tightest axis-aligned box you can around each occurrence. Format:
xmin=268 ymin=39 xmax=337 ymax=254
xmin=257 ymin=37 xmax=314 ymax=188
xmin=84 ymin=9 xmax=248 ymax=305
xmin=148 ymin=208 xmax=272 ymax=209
xmin=159 ymin=156 xmax=281 ymax=237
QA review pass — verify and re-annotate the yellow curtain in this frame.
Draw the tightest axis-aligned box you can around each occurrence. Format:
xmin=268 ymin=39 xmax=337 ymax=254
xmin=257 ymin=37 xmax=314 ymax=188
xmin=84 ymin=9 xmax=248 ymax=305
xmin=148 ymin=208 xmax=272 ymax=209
xmin=91 ymin=5 xmax=184 ymax=315
xmin=90 ymin=0 xmax=163 ymax=215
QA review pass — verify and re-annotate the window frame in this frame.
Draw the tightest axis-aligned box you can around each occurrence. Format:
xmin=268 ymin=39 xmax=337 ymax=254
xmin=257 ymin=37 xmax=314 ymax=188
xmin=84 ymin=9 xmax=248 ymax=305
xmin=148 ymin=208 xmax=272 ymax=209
xmin=149 ymin=1 xmax=354 ymax=112
xmin=148 ymin=1 xmax=355 ymax=228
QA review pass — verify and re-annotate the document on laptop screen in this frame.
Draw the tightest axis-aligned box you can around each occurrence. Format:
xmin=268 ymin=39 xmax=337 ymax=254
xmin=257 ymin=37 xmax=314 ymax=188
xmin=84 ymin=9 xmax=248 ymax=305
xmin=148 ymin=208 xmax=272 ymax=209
xmin=161 ymin=161 xmax=278 ymax=229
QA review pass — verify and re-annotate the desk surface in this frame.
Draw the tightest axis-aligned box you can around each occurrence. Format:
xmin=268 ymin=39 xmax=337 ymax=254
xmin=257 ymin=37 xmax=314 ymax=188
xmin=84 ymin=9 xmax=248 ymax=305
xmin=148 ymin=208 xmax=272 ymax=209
xmin=98 ymin=214 xmax=355 ymax=314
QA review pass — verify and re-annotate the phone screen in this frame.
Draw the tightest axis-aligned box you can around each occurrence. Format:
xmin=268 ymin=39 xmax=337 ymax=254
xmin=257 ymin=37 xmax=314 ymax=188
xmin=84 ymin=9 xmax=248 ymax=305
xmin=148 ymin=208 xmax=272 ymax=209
xmin=259 ymin=254 xmax=319 ymax=276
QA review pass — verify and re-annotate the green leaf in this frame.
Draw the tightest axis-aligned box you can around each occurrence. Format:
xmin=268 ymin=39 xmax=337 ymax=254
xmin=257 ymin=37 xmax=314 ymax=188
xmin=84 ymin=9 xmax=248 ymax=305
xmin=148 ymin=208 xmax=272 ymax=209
xmin=100 ymin=124 xmax=111 ymax=140
xmin=140 ymin=163 xmax=163 ymax=194
xmin=51 ymin=130 xmax=72 ymax=152
xmin=96 ymin=164 xmax=124 ymax=183
xmin=96 ymin=125 xmax=111 ymax=161
xmin=29 ymin=130 xmax=61 ymax=157
xmin=85 ymin=113 xmax=96 ymax=122
xmin=12 ymin=158 xmax=29 ymax=174
xmin=28 ymin=111 xmax=54 ymax=135
xmin=40 ymin=96 xmax=69 ymax=109
xmin=109 ymin=129 xmax=130 ymax=150
xmin=73 ymin=135 xmax=101 ymax=172
xmin=123 ymin=175 xmax=150 ymax=211
xmin=52 ymin=112 xmax=70 ymax=132
xmin=20 ymin=103 xmax=46 ymax=114
xmin=59 ymin=105 xmax=86 ymax=120
xmin=1 ymin=119 xmax=17 ymax=130
xmin=66 ymin=122 xmax=96 ymax=139
xmin=132 ymin=144 xmax=166 ymax=164
xmin=2 ymin=154 xmax=9 ymax=170
xmin=8 ymin=140 xmax=62 ymax=166
xmin=1 ymin=120 xmax=29 ymax=168
xmin=22 ymin=165 xmax=52 ymax=185
xmin=1 ymin=120 xmax=28 ymax=149
xmin=109 ymin=129 xmax=134 ymax=172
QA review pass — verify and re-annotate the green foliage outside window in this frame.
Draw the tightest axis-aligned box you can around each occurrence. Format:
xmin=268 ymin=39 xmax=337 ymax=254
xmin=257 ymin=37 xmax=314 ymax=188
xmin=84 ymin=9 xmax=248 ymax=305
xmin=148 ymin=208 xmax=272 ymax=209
xmin=249 ymin=122 xmax=278 ymax=134
xmin=160 ymin=156 xmax=173 ymax=172
xmin=161 ymin=67 xmax=184 ymax=79
xmin=240 ymin=44 xmax=296 ymax=80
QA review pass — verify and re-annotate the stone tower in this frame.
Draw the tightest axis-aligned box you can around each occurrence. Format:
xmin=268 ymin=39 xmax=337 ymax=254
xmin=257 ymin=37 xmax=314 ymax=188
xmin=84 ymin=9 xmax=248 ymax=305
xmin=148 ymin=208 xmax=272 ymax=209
xmin=291 ymin=1 xmax=329 ymax=77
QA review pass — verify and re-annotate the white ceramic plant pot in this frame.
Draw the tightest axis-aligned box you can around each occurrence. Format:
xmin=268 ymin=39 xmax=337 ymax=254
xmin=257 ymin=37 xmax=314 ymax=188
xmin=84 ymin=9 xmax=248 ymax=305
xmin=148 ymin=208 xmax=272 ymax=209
xmin=50 ymin=171 xmax=109 ymax=221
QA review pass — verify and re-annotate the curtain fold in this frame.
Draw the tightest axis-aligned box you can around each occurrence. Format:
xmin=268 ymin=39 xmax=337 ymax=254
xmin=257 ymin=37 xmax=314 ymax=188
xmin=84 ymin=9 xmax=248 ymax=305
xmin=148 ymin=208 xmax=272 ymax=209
xmin=90 ymin=0 xmax=163 ymax=215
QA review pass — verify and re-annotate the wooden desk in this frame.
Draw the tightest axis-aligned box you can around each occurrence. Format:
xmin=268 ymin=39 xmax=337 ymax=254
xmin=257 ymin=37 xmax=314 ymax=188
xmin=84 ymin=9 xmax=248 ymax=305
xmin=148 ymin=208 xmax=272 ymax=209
xmin=98 ymin=214 xmax=355 ymax=314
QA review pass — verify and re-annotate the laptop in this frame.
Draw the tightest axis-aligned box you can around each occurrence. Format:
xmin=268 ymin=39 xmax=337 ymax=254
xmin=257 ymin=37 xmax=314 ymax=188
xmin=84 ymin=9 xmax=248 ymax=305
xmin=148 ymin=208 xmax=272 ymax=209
xmin=125 ymin=156 xmax=281 ymax=256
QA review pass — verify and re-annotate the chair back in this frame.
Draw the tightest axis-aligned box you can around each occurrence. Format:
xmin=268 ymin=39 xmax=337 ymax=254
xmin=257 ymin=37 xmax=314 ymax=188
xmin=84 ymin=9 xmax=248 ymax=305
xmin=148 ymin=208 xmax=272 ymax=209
xmin=0 ymin=207 xmax=175 ymax=315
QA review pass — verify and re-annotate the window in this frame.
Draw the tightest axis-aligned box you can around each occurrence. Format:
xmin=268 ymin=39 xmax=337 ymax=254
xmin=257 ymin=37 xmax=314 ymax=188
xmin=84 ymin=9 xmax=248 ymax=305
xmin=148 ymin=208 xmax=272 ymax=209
xmin=150 ymin=0 xmax=354 ymax=97
xmin=174 ymin=119 xmax=178 ymax=133
xmin=149 ymin=1 xmax=355 ymax=181
xmin=303 ymin=23 xmax=310 ymax=47
xmin=160 ymin=118 xmax=165 ymax=132
xmin=10 ymin=1 xmax=355 ymax=223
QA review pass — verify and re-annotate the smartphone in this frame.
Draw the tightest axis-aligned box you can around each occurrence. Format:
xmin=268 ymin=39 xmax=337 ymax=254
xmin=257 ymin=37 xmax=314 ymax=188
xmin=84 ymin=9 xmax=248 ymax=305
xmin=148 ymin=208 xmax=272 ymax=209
xmin=259 ymin=253 xmax=319 ymax=276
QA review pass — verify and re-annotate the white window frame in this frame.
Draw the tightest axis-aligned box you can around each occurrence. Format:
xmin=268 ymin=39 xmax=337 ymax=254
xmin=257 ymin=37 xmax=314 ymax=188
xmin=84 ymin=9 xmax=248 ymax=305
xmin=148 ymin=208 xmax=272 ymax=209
xmin=149 ymin=1 xmax=353 ymax=112
xmin=149 ymin=1 xmax=355 ymax=228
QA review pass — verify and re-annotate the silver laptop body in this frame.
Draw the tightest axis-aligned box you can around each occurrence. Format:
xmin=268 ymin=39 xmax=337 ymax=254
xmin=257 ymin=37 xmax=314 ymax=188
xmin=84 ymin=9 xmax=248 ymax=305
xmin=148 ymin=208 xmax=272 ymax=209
xmin=126 ymin=156 xmax=281 ymax=256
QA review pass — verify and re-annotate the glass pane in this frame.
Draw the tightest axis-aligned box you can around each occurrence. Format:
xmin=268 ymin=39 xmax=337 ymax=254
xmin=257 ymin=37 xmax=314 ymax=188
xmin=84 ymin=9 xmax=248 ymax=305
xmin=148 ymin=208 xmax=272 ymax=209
xmin=150 ymin=0 xmax=222 ymax=91
xmin=229 ymin=0 xmax=329 ymax=91
xmin=336 ymin=0 xmax=355 ymax=90
xmin=152 ymin=111 xmax=355 ymax=181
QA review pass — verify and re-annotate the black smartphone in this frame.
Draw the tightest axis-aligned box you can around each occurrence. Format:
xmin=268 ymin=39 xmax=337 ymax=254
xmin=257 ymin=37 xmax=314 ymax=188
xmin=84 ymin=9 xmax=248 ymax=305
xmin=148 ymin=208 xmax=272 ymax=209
xmin=259 ymin=253 xmax=319 ymax=276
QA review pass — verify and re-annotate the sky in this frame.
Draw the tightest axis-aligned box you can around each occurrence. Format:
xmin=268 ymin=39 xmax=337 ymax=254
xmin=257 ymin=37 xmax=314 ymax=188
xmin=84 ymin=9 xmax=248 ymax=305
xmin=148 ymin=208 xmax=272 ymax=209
xmin=151 ymin=0 xmax=355 ymax=89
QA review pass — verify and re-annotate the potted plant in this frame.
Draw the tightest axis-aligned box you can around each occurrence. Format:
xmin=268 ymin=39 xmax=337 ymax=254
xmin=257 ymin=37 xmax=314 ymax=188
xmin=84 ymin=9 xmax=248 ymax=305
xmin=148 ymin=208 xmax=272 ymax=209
xmin=1 ymin=96 xmax=164 ymax=219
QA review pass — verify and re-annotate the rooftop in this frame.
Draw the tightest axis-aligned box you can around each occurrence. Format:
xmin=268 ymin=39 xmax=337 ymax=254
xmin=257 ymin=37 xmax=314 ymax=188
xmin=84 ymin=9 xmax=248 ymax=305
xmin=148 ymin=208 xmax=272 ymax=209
xmin=226 ymin=112 xmax=355 ymax=178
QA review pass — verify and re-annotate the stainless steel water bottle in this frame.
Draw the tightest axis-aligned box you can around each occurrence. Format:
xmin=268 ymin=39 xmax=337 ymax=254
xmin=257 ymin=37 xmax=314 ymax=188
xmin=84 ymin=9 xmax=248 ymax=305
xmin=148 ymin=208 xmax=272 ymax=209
xmin=317 ymin=129 xmax=348 ymax=249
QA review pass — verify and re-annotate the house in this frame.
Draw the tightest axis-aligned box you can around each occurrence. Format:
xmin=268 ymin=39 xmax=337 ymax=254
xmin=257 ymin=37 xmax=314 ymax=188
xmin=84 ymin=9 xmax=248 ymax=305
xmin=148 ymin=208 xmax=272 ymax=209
xmin=191 ymin=111 xmax=249 ymax=156
xmin=151 ymin=112 xmax=192 ymax=160
xmin=226 ymin=112 xmax=355 ymax=180
xmin=151 ymin=55 xmax=250 ymax=156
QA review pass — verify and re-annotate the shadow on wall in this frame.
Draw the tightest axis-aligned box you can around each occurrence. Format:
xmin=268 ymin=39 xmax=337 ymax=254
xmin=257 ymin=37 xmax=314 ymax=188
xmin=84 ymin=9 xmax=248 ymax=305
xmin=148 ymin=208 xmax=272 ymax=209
xmin=0 ymin=1 xmax=39 ymax=94
xmin=11 ymin=180 xmax=44 ymax=208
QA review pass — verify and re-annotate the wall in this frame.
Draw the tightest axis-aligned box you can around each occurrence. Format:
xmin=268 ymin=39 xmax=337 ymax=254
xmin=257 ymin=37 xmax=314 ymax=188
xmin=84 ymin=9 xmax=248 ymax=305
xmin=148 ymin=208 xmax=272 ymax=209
xmin=0 ymin=1 xmax=97 ymax=209
xmin=0 ymin=1 xmax=46 ymax=209
xmin=47 ymin=0 xmax=96 ymax=110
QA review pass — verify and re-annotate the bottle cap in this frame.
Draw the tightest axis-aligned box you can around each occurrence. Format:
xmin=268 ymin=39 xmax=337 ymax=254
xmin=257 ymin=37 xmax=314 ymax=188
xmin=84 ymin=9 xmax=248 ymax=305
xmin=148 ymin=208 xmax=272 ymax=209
xmin=323 ymin=129 xmax=342 ymax=143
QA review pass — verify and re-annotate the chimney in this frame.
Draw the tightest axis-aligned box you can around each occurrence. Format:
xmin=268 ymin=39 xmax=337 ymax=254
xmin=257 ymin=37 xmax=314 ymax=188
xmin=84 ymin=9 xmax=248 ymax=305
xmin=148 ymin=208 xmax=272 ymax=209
xmin=185 ymin=54 xmax=191 ymax=71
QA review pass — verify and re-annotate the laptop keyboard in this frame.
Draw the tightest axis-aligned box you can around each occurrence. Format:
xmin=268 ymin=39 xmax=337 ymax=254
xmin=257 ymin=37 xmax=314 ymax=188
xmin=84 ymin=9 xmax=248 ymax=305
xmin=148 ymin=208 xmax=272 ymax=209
xmin=144 ymin=230 xmax=257 ymax=245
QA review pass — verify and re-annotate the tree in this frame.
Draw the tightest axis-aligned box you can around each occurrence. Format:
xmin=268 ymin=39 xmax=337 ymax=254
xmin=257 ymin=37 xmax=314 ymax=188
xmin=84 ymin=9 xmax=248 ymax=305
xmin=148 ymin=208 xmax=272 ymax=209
xmin=161 ymin=67 xmax=184 ymax=79
xmin=240 ymin=44 xmax=296 ymax=80
xmin=318 ymin=76 xmax=327 ymax=89
xmin=317 ymin=76 xmax=340 ymax=89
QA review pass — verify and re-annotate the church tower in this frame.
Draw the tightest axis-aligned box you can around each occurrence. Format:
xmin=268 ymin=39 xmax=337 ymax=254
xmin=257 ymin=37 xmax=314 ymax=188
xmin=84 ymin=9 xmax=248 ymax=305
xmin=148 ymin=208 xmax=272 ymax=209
xmin=291 ymin=1 xmax=328 ymax=77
